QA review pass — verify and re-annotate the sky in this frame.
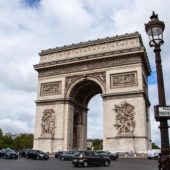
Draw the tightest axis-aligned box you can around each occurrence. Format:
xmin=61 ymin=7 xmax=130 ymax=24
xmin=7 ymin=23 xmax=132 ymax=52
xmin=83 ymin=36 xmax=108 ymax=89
xmin=0 ymin=0 xmax=170 ymax=147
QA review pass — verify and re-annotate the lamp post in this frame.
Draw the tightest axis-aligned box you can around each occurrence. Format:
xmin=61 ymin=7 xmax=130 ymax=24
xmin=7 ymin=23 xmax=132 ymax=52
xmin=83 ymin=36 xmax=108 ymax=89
xmin=145 ymin=12 xmax=170 ymax=170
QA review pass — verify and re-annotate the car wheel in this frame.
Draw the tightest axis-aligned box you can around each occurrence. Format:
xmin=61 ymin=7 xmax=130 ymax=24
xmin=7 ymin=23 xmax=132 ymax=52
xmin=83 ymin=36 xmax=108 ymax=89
xmin=104 ymin=160 xmax=109 ymax=166
xmin=110 ymin=156 xmax=115 ymax=160
xmin=25 ymin=155 xmax=29 ymax=159
xmin=83 ymin=161 xmax=88 ymax=167
xmin=61 ymin=157 xmax=65 ymax=161
xmin=74 ymin=164 xmax=78 ymax=167
xmin=36 ymin=156 xmax=40 ymax=160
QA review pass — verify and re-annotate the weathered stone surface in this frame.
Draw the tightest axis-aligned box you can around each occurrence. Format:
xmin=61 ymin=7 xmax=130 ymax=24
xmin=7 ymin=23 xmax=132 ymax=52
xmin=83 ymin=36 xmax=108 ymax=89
xmin=33 ymin=32 xmax=151 ymax=153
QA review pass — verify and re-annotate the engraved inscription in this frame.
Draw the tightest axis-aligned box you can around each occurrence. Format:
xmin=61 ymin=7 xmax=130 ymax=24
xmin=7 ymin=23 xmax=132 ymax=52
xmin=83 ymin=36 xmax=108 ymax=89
xmin=41 ymin=81 xmax=61 ymax=95
xmin=114 ymin=102 xmax=136 ymax=134
xmin=110 ymin=72 xmax=137 ymax=88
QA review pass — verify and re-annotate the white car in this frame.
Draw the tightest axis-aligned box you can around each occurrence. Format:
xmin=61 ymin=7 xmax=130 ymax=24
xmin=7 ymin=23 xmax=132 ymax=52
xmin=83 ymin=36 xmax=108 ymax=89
xmin=147 ymin=150 xmax=161 ymax=160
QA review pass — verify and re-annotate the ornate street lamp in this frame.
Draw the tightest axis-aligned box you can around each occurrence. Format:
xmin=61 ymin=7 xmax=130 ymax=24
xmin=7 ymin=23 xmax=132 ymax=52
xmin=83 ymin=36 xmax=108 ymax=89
xmin=145 ymin=12 xmax=170 ymax=170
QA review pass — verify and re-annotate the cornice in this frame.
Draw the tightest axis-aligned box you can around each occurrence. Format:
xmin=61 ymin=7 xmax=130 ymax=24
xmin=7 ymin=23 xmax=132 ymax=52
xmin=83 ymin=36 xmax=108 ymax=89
xmin=102 ymin=90 xmax=150 ymax=106
xmin=34 ymin=32 xmax=151 ymax=76
xmin=37 ymin=54 xmax=142 ymax=78
xmin=34 ymin=47 xmax=144 ymax=70
xmin=36 ymin=98 xmax=88 ymax=111
xmin=39 ymin=32 xmax=141 ymax=56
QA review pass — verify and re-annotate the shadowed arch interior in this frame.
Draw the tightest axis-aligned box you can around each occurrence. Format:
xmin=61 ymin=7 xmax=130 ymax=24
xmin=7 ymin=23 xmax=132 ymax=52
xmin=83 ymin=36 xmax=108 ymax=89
xmin=69 ymin=79 xmax=103 ymax=107
xmin=70 ymin=79 xmax=103 ymax=150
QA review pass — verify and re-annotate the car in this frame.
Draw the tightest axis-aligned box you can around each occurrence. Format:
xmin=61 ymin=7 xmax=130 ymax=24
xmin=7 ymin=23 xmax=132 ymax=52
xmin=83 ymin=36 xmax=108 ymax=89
xmin=0 ymin=148 xmax=18 ymax=159
xmin=60 ymin=151 xmax=75 ymax=161
xmin=72 ymin=151 xmax=110 ymax=167
xmin=55 ymin=151 xmax=64 ymax=158
xmin=25 ymin=149 xmax=49 ymax=160
xmin=96 ymin=150 xmax=119 ymax=160
xmin=19 ymin=149 xmax=30 ymax=157
xmin=147 ymin=150 xmax=161 ymax=160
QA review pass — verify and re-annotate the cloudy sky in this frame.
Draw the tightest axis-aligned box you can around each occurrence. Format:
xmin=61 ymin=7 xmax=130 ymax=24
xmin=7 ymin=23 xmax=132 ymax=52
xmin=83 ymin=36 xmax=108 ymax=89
xmin=0 ymin=0 xmax=170 ymax=146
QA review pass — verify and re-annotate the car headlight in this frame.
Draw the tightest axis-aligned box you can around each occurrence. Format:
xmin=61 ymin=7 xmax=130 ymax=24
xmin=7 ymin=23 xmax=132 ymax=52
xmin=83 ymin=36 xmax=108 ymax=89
xmin=78 ymin=160 xmax=84 ymax=162
xmin=39 ymin=154 xmax=44 ymax=157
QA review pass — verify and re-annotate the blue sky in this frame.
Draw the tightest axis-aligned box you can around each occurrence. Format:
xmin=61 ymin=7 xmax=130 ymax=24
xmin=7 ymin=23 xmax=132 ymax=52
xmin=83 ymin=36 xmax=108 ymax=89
xmin=23 ymin=0 xmax=40 ymax=7
xmin=0 ymin=0 xmax=170 ymax=146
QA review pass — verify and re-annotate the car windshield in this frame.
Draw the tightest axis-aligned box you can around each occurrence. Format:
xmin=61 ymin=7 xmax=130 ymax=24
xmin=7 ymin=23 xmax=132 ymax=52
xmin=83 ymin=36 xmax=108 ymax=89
xmin=74 ymin=152 xmax=82 ymax=156
xmin=38 ymin=150 xmax=45 ymax=154
xmin=6 ymin=148 xmax=14 ymax=153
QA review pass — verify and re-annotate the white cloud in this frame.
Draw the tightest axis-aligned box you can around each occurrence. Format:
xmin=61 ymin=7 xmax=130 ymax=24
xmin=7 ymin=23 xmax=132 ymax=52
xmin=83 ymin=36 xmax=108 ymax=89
xmin=0 ymin=0 xmax=169 ymax=148
xmin=88 ymin=95 xmax=103 ymax=139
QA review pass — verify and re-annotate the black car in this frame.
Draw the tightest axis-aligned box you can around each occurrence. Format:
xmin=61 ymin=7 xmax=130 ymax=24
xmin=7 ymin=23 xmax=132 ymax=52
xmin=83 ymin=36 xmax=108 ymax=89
xmin=72 ymin=151 xmax=110 ymax=167
xmin=55 ymin=151 xmax=64 ymax=158
xmin=96 ymin=151 xmax=119 ymax=160
xmin=19 ymin=149 xmax=29 ymax=157
xmin=0 ymin=148 xmax=18 ymax=159
xmin=60 ymin=151 xmax=75 ymax=161
xmin=25 ymin=149 xmax=49 ymax=160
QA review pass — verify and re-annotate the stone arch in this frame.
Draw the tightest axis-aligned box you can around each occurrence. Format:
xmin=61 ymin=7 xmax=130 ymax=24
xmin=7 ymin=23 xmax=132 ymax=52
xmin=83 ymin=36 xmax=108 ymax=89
xmin=34 ymin=32 xmax=151 ymax=153
xmin=65 ymin=76 xmax=105 ymax=106
xmin=65 ymin=76 xmax=105 ymax=150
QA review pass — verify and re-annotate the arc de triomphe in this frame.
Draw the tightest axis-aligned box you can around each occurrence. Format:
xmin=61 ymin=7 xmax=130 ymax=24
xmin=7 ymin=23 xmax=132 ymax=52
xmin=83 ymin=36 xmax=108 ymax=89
xmin=33 ymin=32 xmax=152 ymax=153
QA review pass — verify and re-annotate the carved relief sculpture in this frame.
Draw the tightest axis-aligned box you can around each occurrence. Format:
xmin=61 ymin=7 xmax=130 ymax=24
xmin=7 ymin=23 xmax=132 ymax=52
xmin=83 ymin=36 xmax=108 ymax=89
xmin=39 ymin=36 xmax=140 ymax=63
xmin=114 ymin=102 xmax=136 ymax=134
xmin=41 ymin=109 xmax=56 ymax=136
xmin=41 ymin=81 xmax=61 ymax=95
xmin=110 ymin=72 xmax=137 ymax=89
xmin=66 ymin=72 xmax=106 ymax=89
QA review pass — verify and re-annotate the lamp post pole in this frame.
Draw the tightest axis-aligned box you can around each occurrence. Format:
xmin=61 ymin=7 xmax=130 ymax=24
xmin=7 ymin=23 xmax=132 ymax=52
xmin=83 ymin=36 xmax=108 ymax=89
xmin=145 ymin=12 xmax=170 ymax=170
xmin=154 ymin=46 xmax=169 ymax=149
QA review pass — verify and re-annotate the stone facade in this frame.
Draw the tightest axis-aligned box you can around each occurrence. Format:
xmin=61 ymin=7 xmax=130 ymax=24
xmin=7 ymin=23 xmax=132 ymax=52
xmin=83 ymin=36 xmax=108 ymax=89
xmin=33 ymin=32 xmax=152 ymax=153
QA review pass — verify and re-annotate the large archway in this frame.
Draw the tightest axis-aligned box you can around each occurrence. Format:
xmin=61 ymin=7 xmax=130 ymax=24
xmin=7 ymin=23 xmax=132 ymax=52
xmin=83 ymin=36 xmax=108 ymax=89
xmin=66 ymin=78 xmax=104 ymax=150
xmin=33 ymin=32 xmax=152 ymax=153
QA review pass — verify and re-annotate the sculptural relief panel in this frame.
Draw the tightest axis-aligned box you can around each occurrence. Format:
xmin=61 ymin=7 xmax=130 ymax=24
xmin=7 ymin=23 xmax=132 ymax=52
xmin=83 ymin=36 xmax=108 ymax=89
xmin=40 ymin=81 xmax=62 ymax=96
xmin=41 ymin=109 xmax=56 ymax=137
xmin=110 ymin=71 xmax=137 ymax=89
xmin=114 ymin=102 xmax=136 ymax=134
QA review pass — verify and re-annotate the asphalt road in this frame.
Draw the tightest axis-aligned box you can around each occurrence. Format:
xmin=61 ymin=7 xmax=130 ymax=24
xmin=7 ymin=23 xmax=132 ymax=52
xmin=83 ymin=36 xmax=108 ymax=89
xmin=0 ymin=158 xmax=158 ymax=170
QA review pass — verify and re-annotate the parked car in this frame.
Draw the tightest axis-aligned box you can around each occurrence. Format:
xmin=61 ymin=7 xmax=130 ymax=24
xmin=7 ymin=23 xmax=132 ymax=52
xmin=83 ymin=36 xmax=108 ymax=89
xmin=60 ymin=151 xmax=75 ymax=161
xmin=0 ymin=150 xmax=2 ymax=157
xmin=55 ymin=151 xmax=64 ymax=158
xmin=19 ymin=149 xmax=29 ymax=157
xmin=96 ymin=151 xmax=119 ymax=160
xmin=0 ymin=148 xmax=18 ymax=159
xmin=148 ymin=150 xmax=161 ymax=160
xmin=25 ymin=149 xmax=49 ymax=160
xmin=72 ymin=151 xmax=110 ymax=167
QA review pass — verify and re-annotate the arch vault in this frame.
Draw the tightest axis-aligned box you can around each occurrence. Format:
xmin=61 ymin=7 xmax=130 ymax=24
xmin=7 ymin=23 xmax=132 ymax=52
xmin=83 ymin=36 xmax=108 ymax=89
xmin=33 ymin=32 xmax=152 ymax=153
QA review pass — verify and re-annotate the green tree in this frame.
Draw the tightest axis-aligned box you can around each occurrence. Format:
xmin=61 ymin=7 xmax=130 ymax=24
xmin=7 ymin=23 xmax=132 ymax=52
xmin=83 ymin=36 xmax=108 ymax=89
xmin=152 ymin=142 xmax=160 ymax=149
xmin=0 ymin=135 xmax=13 ymax=149
xmin=0 ymin=128 xmax=3 ymax=137
xmin=13 ymin=134 xmax=33 ymax=151
xmin=0 ymin=133 xmax=33 ymax=151
xmin=92 ymin=139 xmax=103 ymax=150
